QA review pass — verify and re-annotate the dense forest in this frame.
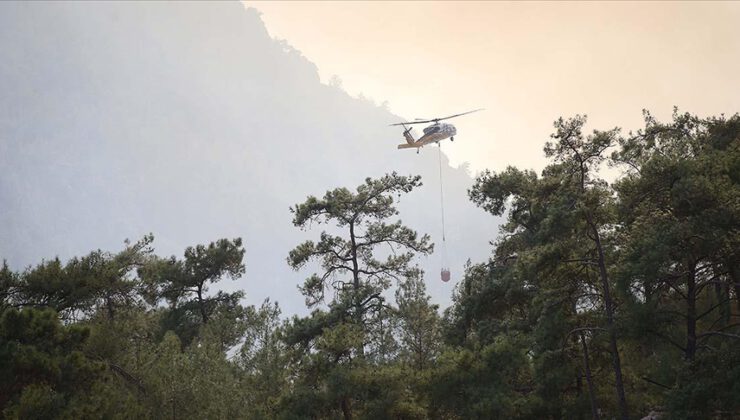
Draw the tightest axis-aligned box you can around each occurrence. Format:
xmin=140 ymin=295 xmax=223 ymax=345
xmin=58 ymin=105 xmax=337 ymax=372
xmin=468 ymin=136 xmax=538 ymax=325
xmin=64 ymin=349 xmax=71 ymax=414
xmin=2 ymin=111 xmax=739 ymax=419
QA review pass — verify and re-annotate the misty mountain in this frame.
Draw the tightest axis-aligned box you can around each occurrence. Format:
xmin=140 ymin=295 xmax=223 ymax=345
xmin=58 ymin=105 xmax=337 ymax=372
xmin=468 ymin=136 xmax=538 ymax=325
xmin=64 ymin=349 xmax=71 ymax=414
xmin=0 ymin=2 xmax=501 ymax=314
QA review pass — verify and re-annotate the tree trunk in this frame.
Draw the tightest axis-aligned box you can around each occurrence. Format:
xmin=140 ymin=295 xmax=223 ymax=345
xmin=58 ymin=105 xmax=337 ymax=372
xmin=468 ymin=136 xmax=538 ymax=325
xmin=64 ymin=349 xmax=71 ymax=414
xmin=105 ymin=294 xmax=115 ymax=321
xmin=171 ymin=395 xmax=177 ymax=420
xmin=576 ymin=370 xmax=584 ymax=420
xmin=580 ymin=333 xmax=600 ymax=420
xmin=728 ymin=260 xmax=740 ymax=312
xmin=685 ymin=261 xmax=697 ymax=361
xmin=341 ymin=397 xmax=352 ymax=420
xmin=571 ymin=142 xmax=628 ymax=419
xmin=348 ymin=222 xmax=364 ymax=358
xmin=589 ymin=219 xmax=629 ymax=420
xmin=197 ymin=284 xmax=208 ymax=324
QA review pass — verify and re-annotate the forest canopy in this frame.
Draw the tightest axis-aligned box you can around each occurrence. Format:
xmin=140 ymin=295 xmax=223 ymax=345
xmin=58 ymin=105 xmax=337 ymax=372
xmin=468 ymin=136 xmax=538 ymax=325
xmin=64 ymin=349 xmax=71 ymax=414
xmin=1 ymin=111 xmax=738 ymax=419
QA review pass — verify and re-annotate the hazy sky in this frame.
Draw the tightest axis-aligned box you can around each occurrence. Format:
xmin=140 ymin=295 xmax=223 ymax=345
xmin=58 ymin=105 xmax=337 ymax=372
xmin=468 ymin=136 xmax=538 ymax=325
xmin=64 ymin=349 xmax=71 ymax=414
xmin=249 ymin=1 xmax=740 ymax=172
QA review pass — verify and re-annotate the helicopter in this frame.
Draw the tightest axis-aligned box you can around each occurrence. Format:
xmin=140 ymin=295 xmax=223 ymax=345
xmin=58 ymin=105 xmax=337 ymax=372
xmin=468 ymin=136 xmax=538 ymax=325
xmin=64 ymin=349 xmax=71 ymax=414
xmin=391 ymin=109 xmax=483 ymax=153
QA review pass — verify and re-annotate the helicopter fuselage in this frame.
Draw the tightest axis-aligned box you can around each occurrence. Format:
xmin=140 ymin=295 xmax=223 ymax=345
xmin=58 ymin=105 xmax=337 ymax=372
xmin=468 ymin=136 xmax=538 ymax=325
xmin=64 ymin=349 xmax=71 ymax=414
xmin=392 ymin=108 xmax=481 ymax=151
xmin=398 ymin=122 xmax=457 ymax=150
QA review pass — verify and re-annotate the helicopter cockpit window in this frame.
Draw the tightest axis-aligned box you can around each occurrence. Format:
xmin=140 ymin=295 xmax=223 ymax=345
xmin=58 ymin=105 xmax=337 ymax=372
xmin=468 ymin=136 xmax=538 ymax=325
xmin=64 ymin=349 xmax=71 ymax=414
xmin=423 ymin=125 xmax=440 ymax=135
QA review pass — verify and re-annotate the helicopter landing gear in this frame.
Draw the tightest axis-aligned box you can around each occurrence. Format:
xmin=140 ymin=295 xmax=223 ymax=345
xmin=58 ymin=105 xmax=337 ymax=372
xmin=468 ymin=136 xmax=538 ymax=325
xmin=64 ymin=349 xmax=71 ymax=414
xmin=450 ymin=136 xmax=454 ymax=142
xmin=416 ymin=148 xmax=420 ymax=155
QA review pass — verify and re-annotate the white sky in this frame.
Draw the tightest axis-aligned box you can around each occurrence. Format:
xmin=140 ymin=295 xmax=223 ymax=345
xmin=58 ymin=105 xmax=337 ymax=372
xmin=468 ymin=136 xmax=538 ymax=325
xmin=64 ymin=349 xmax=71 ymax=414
xmin=248 ymin=1 xmax=740 ymax=172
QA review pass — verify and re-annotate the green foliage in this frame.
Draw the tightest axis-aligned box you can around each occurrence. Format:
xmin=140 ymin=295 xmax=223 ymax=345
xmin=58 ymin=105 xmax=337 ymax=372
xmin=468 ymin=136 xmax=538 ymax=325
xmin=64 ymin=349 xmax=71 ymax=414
xmin=139 ymin=237 xmax=247 ymax=348
xmin=0 ymin=261 xmax=18 ymax=310
xmin=396 ymin=275 xmax=441 ymax=371
xmin=467 ymin=116 xmax=631 ymax=418
xmin=236 ymin=300 xmax=291 ymax=418
xmin=286 ymin=173 xmax=433 ymax=348
xmin=288 ymin=173 xmax=432 ymax=322
xmin=611 ymin=111 xmax=740 ymax=416
xmin=428 ymin=339 xmax=535 ymax=419
xmin=11 ymin=236 xmax=154 ymax=322
xmin=665 ymin=342 xmax=740 ymax=418
xmin=0 ymin=308 xmax=102 ymax=418
xmin=1 ymin=110 xmax=737 ymax=419
xmin=284 ymin=173 xmax=434 ymax=418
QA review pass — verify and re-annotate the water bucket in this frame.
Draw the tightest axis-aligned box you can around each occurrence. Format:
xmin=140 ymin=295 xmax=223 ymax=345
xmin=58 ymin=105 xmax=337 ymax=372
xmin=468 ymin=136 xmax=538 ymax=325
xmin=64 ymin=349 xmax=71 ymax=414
xmin=441 ymin=268 xmax=451 ymax=282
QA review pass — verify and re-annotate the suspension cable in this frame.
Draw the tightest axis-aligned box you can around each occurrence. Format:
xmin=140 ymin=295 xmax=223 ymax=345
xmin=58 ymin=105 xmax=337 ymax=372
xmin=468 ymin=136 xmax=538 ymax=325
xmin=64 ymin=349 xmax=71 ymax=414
xmin=438 ymin=145 xmax=446 ymax=243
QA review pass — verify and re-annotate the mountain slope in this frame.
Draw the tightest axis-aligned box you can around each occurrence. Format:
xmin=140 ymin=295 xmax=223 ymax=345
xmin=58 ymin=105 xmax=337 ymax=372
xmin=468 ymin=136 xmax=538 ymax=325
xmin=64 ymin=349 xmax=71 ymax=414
xmin=0 ymin=2 xmax=500 ymax=313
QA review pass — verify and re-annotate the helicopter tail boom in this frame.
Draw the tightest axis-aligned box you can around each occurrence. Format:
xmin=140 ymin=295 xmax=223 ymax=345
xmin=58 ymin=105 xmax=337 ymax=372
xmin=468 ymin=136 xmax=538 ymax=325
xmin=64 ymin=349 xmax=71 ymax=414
xmin=397 ymin=143 xmax=418 ymax=150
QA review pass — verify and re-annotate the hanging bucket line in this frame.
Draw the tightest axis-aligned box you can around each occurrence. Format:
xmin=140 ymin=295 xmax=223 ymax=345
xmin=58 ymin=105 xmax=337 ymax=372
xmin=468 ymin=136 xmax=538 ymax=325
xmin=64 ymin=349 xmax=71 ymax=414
xmin=438 ymin=145 xmax=451 ymax=283
xmin=438 ymin=145 xmax=446 ymax=243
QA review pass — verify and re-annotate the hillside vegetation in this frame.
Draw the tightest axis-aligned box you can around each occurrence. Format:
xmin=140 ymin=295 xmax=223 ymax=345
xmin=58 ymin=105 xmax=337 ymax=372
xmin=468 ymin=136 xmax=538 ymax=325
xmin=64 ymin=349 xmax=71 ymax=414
xmin=2 ymin=111 xmax=738 ymax=419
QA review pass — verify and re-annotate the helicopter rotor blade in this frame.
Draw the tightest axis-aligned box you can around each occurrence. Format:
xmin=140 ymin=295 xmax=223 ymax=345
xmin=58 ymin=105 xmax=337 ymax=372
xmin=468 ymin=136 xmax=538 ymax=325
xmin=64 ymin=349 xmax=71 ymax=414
xmin=389 ymin=109 xmax=483 ymax=126
xmin=390 ymin=120 xmax=435 ymax=126
xmin=435 ymin=108 xmax=484 ymax=122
